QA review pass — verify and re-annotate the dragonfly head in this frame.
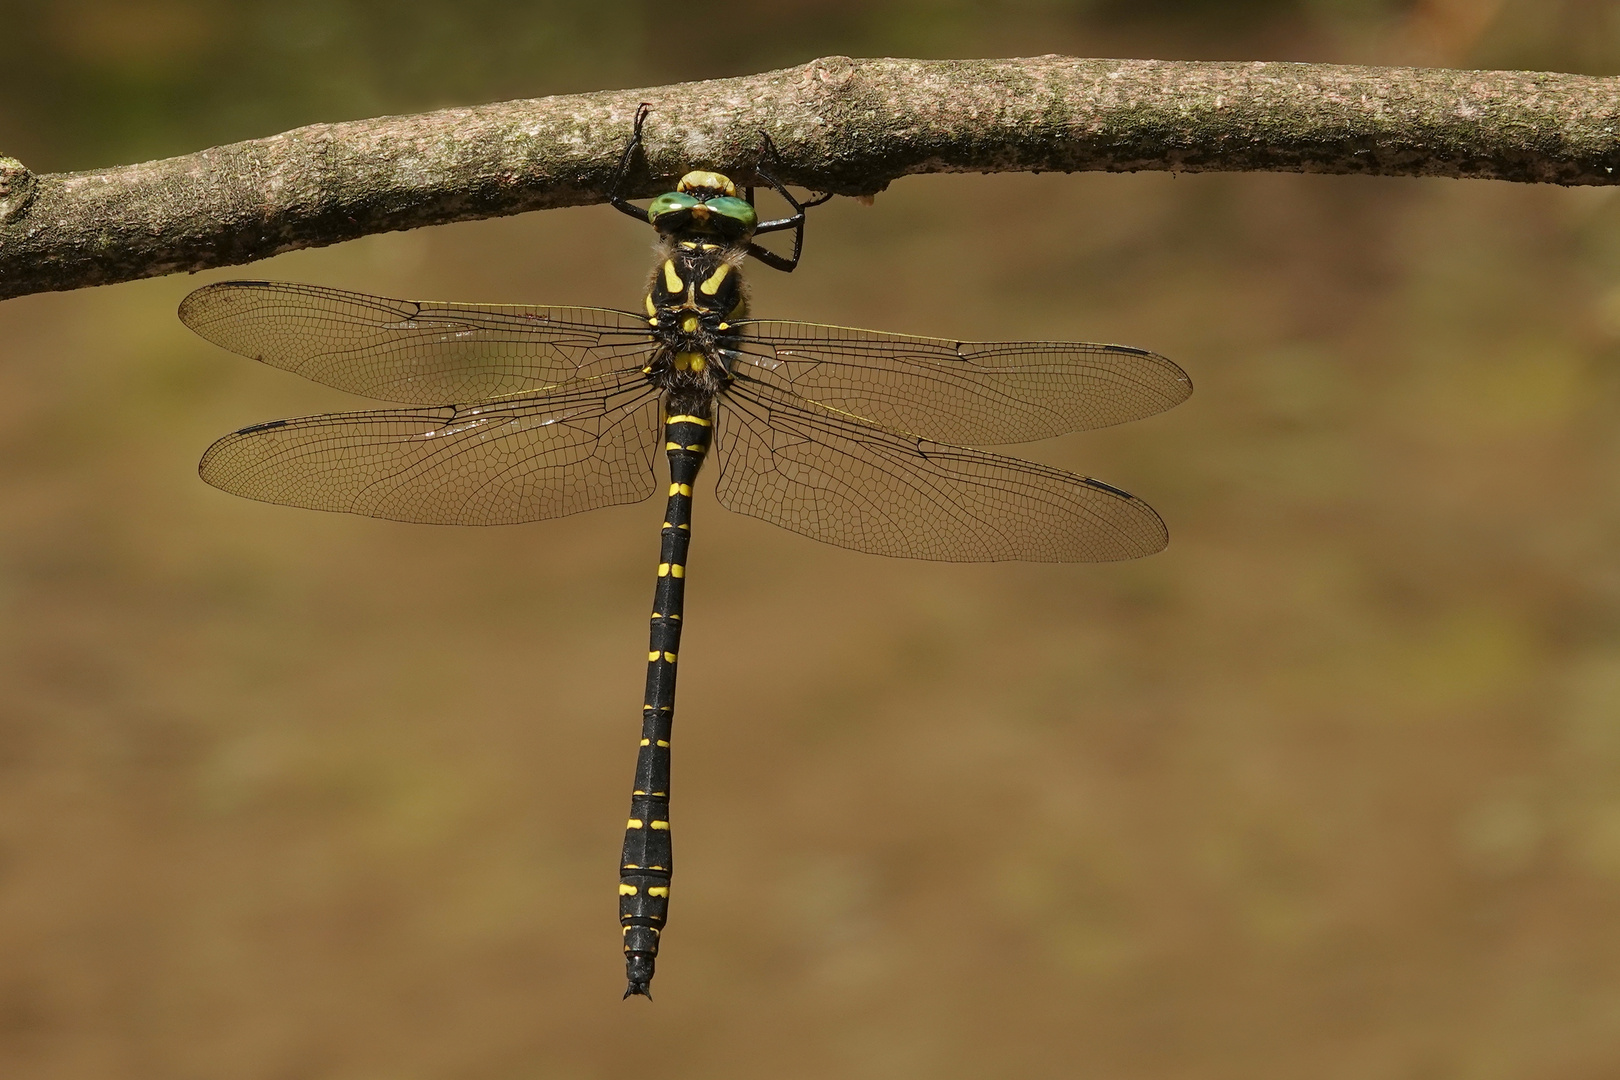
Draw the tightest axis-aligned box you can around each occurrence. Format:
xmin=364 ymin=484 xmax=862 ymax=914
xmin=647 ymin=171 xmax=757 ymax=241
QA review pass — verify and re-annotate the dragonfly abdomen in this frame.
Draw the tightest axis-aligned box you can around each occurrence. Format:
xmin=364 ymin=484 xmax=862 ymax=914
xmin=620 ymin=408 xmax=712 ymax=998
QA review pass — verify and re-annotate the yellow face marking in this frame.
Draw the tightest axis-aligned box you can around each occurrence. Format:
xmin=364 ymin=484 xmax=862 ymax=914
xmin=620 ymin=884 xmax=639 ymax=895
xmin=700 ymin=263 xmax=732 ymax=296
xmin=670 ymin=564 xmax=685 ymax=578
xmin=651 ymin=820 xmax=670 ymax=830
xmin=645 ymin=293 xmax=656 ymax=317
xmin=669 ymin=484 xmax=692 ymax=497
xmin=647 ymin=886 xmax=669 ymax=898
xmin=677 ymin=170 xmax=737 ymax=197
xmin=663 ymin=259 xmax=682 ymax=294
xmin=680 ymin=313 xmax=699 ymax=334
xmin=626 ymin=819 xmax=644 ymax=829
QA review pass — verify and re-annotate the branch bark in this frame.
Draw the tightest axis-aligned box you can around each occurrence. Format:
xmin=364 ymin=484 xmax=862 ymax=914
xmin=5 ymin=55 xmax=1620 ymax=302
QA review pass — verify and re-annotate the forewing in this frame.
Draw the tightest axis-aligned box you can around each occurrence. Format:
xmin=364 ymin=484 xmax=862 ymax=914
xmin=731 ymin=321 xmax=1190 ymax=445
xmin=714 ymin=379 xmax=1167 ymax=562
xmin=199 ymin=372 xmax=662 ymax=525
xmin=180 ymin=281 xmax=656 ymax=403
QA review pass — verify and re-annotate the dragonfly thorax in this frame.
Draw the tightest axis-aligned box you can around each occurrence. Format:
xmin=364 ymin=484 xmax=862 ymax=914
xmin=645 ymin=240 xmax=748 ymax=335
xmin=642 ymin=238 xmax=746 ymax=399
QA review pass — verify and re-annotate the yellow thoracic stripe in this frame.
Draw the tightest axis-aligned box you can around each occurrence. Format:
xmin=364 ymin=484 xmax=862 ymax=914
xmin=663 ymin=260 xmax=682 ymax=293
xmin=700 ymin=263 xmax=731 ymax=295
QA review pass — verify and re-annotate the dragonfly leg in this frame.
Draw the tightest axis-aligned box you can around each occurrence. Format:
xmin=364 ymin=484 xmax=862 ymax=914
xmin=747 ymin=132 xmax=833 ymax=273
xmin=609 ymin=102 xmax=655 ymax=224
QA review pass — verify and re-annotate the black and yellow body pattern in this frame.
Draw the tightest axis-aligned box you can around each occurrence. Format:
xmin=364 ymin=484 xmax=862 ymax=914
xmin=177 ymin=115 xmax=1193 ymax=1001
xmin=620 ymin=229 xmax=745 ymax=995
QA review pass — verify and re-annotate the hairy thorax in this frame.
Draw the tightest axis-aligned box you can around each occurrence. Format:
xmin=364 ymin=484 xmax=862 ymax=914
xmin=642 ymin=237 xmax=751 ymax=412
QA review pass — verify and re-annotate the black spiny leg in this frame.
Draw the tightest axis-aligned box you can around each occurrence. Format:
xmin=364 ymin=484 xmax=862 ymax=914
xmin=609 ymin=103 xmax=656 ymax=224
xmin=747 ymin=133 xmax=834 ymax=273
xmin=620 ymin=409 xmax=712 ymax=999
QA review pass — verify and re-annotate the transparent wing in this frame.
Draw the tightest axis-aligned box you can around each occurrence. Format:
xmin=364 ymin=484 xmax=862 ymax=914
xmin=199 ymin=372 xmax=662 ymax=525
xmin=180 ymin=281 xmax=657 ymax=404
xmin=730 ymin=321 xmax=1190 ymax=445
xmin=714 ymin=378 xmax=1167 ymax=562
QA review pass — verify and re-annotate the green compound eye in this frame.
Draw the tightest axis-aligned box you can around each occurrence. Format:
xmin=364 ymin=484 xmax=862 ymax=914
xmin=647 ymin=191 xmax=699 ymax=225
xmin=705 ymin=196 xmax=757 ymax=234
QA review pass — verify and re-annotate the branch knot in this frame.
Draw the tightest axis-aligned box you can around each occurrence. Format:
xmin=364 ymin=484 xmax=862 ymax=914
xmin=0 ymin=157 xmax=36 ymax=225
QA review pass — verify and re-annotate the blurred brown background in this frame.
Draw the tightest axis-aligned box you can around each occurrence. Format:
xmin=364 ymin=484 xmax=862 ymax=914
xmin=5 ymin=1 xmax=1620 ymax=1077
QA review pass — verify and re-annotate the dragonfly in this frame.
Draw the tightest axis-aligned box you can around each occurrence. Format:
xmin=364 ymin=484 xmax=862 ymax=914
xmin=178 ymin=106 xmax=1192 ymax=998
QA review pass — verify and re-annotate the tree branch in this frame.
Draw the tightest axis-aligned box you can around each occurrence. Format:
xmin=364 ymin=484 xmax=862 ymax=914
xmin=5 ymin=55 xmax=1620 ymax=302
